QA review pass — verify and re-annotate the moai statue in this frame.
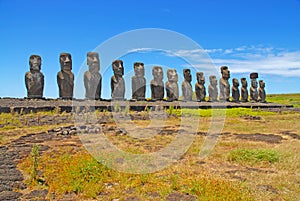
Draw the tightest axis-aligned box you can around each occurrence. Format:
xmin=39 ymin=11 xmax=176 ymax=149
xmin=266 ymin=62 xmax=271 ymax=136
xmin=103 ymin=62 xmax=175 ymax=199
xmin=195 ymin=72 xmax=206 ymax=102
xmin=258 ymin=80 xmax=266 ymax=103
xmin=150 ymin=66 xmax=164 ymax=100
xmin=240 ymin=78 xmax=249 ymax=102
xmin=219 ymin=66 xmax=230 ymax=101
xmin=208 ymin=75 xmax=218 ymax=102
xmin=84 ymin=52 xmax=102 ymax=100
xmin=132 ymin=62 xmax=146 ymax=100
xmin=57 ymin=53 xmax=74 ymax=99
xmin=166 ymin=69 xmax=179 ymax=101
xmin=231 ymin=78 xmax=240 ymax=102
xmin=250 ymin=72 xmax=258 ymax=102
xmin=182 ymin=69 xmax=193 ymax=101
xmin=111 ymin=60 xmax=125 ymax=100
xmin=25 ymin=55 xmax=44 ymax=98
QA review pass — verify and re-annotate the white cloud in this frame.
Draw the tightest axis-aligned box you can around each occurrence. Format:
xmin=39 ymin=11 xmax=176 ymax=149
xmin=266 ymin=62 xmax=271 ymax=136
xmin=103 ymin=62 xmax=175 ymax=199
xmin=126 ymin=45 xmax=300 ymax=77
xmin=172 ymin=45 xmax=300 ymax=77
xmin=127 ymin=48 xmax=156 ymax=53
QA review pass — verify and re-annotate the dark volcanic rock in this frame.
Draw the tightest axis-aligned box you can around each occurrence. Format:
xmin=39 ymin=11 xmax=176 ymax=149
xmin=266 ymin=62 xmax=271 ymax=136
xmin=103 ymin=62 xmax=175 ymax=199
xmin=234 ymin=133 xmax=283 ymax=144
xmin=0 ymin=191 xmax=22 ymax=200
xmin=166 ymin=192 xmax=197 ymax=201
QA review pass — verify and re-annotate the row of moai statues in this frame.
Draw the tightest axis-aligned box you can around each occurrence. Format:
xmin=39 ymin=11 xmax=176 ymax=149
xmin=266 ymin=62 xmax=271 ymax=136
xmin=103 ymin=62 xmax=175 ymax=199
xmin=215 ymin=66 xmax=266 ymax=102
xmin=25 ymin=53 xmax=266 ymax=102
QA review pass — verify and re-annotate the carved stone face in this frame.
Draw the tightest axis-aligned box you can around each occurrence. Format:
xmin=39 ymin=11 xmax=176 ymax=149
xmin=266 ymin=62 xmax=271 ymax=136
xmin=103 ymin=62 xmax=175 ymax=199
xmin=167 ymin=69 xmax=178 ymax=82
xmin=210 ymin=76 xmax=217 ymax=86
xmin=112 ymin=60 xmax=124 ymax=76
xmin=60 ymin=53 xmax=72 ymax=72
xmin=241 ymin=78 xmax=247 ymax=88
xmin=152 ymin=66 xmax=163 ymax=81
xmin=29 ymin=55 xmax=41 ymax=71
xmin=251 ymin=79 xmax=257 ymax=88
xmin=134 ymin=63 xmax=144 ymax=77
xmin=87 ymin=52 xmax=100 ymax=72
xmin=197 ymin=72 xmax=205 ymax=84
xmin=222 ymin=69 xmax=230 ymax=80
xmin=233 ymin=78 xmax=239 ymax=87
xmin=183 ymin=69 xmax=192 ymax=82
xmin=259 ymin=80 xmax=265 ymax=88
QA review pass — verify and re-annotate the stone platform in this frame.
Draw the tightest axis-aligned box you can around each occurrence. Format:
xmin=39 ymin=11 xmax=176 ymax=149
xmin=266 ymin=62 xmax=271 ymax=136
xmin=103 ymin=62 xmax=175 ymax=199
xmin=0 ymin=98 xmax=293 ymax=113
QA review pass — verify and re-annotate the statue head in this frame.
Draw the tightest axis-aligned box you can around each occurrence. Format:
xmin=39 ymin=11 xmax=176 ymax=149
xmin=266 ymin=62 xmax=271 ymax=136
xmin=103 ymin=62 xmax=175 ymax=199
xmin=134 ymin=62 xmax=144 ymax=77
xmin=220 ymin=66 xmax=230 ymax=80
xmin=196 ymin=72 xmax=205 ymax=84
xmin=209 ymin=75 xmax=217 ymax=86
xmin=152 ymin=66 xmax=163 ymax=81
xmin=259 ymin=80 xmax=265 ymax=88
xmin=241 ymin=78 xmax=247 ymax=88
xmin=87 ymin=52 xmax=100 ymax=72
xmin=183 ymin=69 xmax=192 ymax=83
xmin=232 ymin=78 xmax=239 ymax=87
xmin=167 ymin=69 xmax=178 ymax=82
xmin=60 ymin=53 xmax=72 ymax=72
xmin=29 ymin=55 xmax=41 ymax=72
xmin=112 ymin=60 xmax=124 ymax=77
xmin=251 ymin=79 xmax=258 ymax=88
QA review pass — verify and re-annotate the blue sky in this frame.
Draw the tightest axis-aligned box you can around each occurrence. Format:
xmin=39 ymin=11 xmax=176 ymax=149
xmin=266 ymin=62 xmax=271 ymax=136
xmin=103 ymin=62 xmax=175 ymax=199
xmin=0 ymin=0 xmax=299 ymax=98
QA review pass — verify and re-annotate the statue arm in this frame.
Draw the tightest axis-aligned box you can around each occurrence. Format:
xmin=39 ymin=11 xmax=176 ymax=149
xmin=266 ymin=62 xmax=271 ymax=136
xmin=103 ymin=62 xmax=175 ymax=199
xmin=131 ymin=77 xmax=136 ymax=95
xmin=182 ymin=83 xmax=186 ymax=98
xmin=57 ymin=72 xmax=63 ymax=91
xmin=111 ymin=77 xmax=114 ymax=97
xmin=25 ymin=72 xmax=32 ymax=90
xmin=99 ymin=75 xmax=102 ymax=99
xmin=38 ymin=73 xmax=44 ymax=93
xmin=84 ymin=72 xmax=89 ymax=91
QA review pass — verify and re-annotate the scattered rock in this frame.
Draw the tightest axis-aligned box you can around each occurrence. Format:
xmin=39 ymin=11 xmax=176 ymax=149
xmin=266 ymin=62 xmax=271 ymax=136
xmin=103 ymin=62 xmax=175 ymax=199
xmin=241 ymin=115 xmax=261 ymax=120
xmin=257 ymin=185 xmax=278 ymax=194
xmin=24 ymin=189 xmax=48 ymax=199
xmin=234 ymin=133 xmax=283 ymax=143
xmin=279 ymin=131 xmax=300 ymax=140
xmin=0 ymin=191 xmax=22 ymax=200
xmin=166 ymin=191 xmax=196 ymax=201
xmin=125 ymin=196 xmax=141 ymax=201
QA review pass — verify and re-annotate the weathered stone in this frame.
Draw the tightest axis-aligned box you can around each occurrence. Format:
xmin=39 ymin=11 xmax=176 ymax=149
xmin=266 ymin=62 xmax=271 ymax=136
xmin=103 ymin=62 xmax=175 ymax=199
xmin=57 ymin=53 xmax=74 ymax=99
xmin=150 ymin=66 xmax=164 ymax=100
xmin=132 ymin=62 xmax=146 ymax=100
xmin=250 ymin=72 xmax=258 ymax=102
xmin=166 ymin=69 xmax=179 ymax=101
xmin=84 ymin=52 xmax=102 ymax=100
xmin=219 ymin=66 xmax=230 ymax=101
xmin=166 ymin=192 xmax=196 ymax=201
xmin=195 ymin=72 xmax=206 ymax=101
xmin=208 ymin=75 xmax=218 ymax=102
xmin=25 ymin=55 xmax=44 ymax=98
xmin=111 ymin=60 xmax=125 ymax=100
xmin=240 ymin=78 xmax=248 ymax=102
xmin=231 ymin=78 xmax=240 ymax=102
xmin=258 ymin=80 xmax=266 ymax=103
xmin=182 ymin=69 xmax=193 ymax=101
xmin=0 ymin=191 xmax=22 ymax=200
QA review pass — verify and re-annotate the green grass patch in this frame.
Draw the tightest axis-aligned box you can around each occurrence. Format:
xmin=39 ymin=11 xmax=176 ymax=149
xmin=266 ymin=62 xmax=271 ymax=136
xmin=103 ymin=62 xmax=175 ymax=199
xmin=267 ymin=93 xmax=300 ymax=108
xmin=166 ymin=108 xmax=275 ymax=117
xmin=19 ymin=151 xmax=254 ymax=200
xmin=190 ymin=176 xmax=252 ymax=201
xmin=43 ymin=153 xmax=106 ymax=198
xmin=228 ymin=148 xmax=280 ymax=164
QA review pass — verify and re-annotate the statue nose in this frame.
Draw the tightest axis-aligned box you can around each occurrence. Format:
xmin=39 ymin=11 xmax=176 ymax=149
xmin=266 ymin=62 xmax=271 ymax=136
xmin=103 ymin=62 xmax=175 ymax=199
xmin=65 ymin=57 xmax=70 ymax=62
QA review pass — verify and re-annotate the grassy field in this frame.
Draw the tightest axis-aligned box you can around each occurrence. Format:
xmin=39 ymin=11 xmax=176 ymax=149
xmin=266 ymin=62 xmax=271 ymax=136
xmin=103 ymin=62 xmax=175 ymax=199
xmin=1 ymin=94 xmax=300 ymax=200
xmin=267 ymin=93 xmax=300 ymax=107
